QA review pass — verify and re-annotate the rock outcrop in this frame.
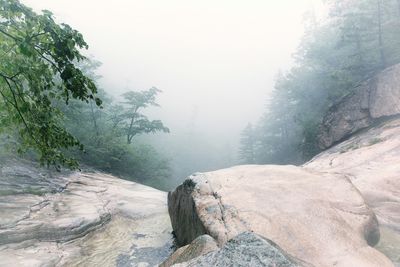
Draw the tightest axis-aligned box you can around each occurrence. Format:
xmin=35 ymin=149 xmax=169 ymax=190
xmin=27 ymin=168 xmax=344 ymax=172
xmin=318 ymin=64 xmax=400 ymax=149
xmin=167 ymin=164 xmax=393 ymax=267
xmin=160 ymin=235 xmax=218 ymax=267
xmin=0 ymin=160 xmax=173 ymax=266
xmin=173 ymin=232 xmax=305 ymax=267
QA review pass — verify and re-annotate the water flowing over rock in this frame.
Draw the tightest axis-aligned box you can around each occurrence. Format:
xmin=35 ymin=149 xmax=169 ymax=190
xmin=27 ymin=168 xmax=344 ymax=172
xmin=318 ymin=64 xmax=400 ymax=149
xmin=0 ymin=160 xmax=173 ymax=267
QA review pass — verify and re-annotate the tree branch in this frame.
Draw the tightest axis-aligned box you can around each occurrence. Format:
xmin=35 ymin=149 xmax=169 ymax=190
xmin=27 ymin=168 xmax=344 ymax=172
xmin=0 ymin=74 xmax=41 ymax=147
xmin=0 ymin=27 xmax=20 ymax=41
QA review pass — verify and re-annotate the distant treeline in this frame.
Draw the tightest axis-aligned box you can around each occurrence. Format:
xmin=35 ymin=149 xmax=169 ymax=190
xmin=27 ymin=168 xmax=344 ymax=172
xmin=240 ymin=0 xmax=400 ymax=164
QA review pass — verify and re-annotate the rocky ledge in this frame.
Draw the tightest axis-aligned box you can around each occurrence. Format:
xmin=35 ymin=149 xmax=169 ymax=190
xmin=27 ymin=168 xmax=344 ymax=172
xmin=0 ymin=160 xmax=173 ymax=267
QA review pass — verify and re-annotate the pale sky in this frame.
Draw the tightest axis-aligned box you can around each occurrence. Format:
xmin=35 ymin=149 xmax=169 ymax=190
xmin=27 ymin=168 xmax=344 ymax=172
xmin=22 ymin=0 xmax=323 ymax=151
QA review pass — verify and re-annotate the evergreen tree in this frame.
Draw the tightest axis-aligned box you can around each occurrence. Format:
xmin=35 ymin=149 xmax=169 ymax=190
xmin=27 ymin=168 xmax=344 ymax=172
xmin=239 ymin=123 xmax=256 ymax=164
xmin=253 ymin=0 xmax=400 ymax=165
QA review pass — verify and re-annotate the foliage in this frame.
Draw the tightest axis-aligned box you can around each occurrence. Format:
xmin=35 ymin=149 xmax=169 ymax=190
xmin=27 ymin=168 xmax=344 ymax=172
xmin=59 ymin=60 xmax=171 ymax=189
xmin=63 ymin=90 xmax=171 ymax=188
xmin=120 ymin=88 xmax=170 ymax=144
xmin=0 ymin=0 xmax=101 ymax=168
xmin=247 ymin=0 xmax=400 ymax=164
xmin=0 ymin=0 xmax=171 ymax=187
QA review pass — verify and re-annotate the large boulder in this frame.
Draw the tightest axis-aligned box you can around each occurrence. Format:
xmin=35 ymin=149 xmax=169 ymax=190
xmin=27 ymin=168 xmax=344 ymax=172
xmin=168 ymin=165 xmax=393 ymax=267
xmin=318 ymin=64 xmax=400 ymax=149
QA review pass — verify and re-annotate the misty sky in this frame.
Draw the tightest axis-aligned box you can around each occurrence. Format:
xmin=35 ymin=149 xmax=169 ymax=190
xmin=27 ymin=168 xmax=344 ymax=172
xmin=22 ymin=0 xmax=322 ymax=144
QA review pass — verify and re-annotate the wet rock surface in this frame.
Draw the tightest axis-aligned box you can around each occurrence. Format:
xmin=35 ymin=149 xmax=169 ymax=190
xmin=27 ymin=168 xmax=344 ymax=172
xmin=0 ymin=160 xmax=173 ymax=267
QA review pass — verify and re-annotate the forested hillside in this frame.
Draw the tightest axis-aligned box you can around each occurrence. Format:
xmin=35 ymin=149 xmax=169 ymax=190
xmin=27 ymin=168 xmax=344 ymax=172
xmin=240 ymin=0 xmax=400 ymax=164
xmin=0 ymin=0 xmax=171 ymax=189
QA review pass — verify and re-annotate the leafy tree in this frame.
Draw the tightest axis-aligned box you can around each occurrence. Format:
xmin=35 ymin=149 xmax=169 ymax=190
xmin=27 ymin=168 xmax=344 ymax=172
xmin=120 ymin=87 xmax=169 ymax=144
xmin=0 ymin=0 xmax=101 ymax=168
xmin=58 ymin=60 xmax=171 ymax=189
xmin=61 ymin=86 xmax=172 ymax=190
xmin=0 ymin=1 xmax=172 ymax=188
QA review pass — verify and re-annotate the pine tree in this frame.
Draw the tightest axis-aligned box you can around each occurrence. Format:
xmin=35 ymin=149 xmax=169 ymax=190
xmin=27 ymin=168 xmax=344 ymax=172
xmin=239 ymin=123 xmax=256 ymax=164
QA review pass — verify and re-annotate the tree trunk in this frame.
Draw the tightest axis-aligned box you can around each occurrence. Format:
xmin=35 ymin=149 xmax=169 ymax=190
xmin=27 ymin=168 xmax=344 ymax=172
xmin=397 ymin=0 xmax=400 ymax=17
xmin=355 ymin=29 xmax=365 ymax=74
xmin=90 ymin=101 xmax=100 ymax=137
xmin=127 ymin=116 xmax=135 ymax=144
xmin=377 ymin=0 xmax=386 ymax=69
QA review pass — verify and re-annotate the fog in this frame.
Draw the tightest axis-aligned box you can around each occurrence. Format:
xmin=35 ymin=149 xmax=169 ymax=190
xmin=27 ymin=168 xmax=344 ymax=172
xmin=22 ymin=0 xmax=323 ymax=181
